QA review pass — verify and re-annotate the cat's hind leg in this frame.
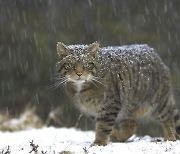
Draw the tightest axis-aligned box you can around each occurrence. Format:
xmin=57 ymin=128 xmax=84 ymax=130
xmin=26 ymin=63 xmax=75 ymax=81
xmin=152 ymin=94 xmax=176 ymax=141
xmin=110 ymin=119 xmax=137 ymax=142
xmin=161 ymin=121 xmax=176 ymax=141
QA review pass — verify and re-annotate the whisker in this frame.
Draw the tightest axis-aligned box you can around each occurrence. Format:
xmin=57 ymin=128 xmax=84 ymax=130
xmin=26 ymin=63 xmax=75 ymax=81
xmin=51 ymin=78 xmax=66 ymax=83
xmin=51 ymin=76 xmax=66 ymax=80
xmin=91 ymin=78 xmax=104 ymax=86
xmin=89 ymin=80 xmax=99 ymax=88
xmin=93 ymin=76 xmax=105 ymax=80
xmin=49 ymin=76 xmax=67 ymax=84
xmin=93 ymin=76 xmax=112 ymax=84
xmin=48 ymin=78 xmax=68 ymax=91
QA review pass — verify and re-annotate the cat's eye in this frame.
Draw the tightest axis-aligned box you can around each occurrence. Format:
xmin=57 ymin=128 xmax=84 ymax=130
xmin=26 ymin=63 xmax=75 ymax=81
xmin=84 ymin=63 xmax=94 ymax=70
xmin=63 ymin=63 xmax=74 ymax=70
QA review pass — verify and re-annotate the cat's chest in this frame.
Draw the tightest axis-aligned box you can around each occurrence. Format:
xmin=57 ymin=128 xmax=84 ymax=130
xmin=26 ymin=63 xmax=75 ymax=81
xmin=73 ymin=91 xmax=103 ymax=117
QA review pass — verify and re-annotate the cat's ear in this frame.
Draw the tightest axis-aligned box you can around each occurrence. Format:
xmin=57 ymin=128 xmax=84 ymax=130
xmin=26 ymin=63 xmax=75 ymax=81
xmin=87 ymin=42 xmax=99 ymax=58
xmin=57 ymin=42 xmax=68 ymax=60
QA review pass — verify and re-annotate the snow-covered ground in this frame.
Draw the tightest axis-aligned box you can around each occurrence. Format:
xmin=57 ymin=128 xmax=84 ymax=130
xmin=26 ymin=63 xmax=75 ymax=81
xmin=0 ymin=127 xmax=180 ymax=154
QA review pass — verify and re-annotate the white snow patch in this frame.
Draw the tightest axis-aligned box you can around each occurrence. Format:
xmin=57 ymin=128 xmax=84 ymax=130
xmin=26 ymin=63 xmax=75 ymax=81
xmin=0 ymin=127 xmax=180 ymax=154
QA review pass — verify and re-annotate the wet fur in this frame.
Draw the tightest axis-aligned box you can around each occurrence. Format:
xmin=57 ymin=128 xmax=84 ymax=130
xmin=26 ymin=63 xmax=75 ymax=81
xmin=56 ymin=42 xmax=180 ymax=146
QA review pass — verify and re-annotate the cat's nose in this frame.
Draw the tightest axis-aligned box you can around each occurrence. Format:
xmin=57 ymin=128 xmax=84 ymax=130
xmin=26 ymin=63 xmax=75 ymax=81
xmin=76 ymin=72 xmax=83 ymax=77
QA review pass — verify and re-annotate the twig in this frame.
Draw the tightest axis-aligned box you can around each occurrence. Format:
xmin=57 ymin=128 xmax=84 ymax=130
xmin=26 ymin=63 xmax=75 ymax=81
xmin=29 ymin=140 xmax=39 ymax=153
xmin=1 ymin=145 xmax=11 ymax=154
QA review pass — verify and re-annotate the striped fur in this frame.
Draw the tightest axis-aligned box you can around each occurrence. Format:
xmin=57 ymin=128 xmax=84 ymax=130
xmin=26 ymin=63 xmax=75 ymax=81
xmin=56 ymin=42 xmax=180 ymax=146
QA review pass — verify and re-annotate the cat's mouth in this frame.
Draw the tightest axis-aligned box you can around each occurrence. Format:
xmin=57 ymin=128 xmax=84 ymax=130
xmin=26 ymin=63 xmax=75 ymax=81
xmin=68 ymin=77 xmax=87 ymax=83
xmin=67 ymin=74 xmax=91 ymax=83
xmin=76 ymin=77 xmax=84 ymax=81
xmin=66 ymin=75 xmax=96 ymax=92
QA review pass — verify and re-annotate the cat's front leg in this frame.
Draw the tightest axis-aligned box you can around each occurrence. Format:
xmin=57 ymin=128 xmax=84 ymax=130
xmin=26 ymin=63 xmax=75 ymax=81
xmin=92 ymin=104 xmax=120 ymax=146
xmin=92 ymin=120 xmax=114 ymax=146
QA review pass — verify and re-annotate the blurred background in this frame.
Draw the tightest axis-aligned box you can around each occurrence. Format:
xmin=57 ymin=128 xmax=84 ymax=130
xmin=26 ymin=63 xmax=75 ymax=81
xmin=0 ymin=0 xmax=180 ymax=136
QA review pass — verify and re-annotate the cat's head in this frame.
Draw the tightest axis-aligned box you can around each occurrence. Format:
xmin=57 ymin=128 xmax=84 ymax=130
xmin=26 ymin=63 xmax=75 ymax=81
xmin=56 ymin=42 xmax=100 ymax=90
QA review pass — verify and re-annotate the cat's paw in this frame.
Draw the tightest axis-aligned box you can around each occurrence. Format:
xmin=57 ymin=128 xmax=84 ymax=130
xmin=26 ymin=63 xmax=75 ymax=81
xmin=90 ymin=141 xmax=107 ymax=147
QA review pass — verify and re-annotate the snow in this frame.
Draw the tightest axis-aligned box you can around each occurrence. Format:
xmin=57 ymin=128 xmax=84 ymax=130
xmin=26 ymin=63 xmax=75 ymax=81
xmin=0 ymin=127 xmax=180 ymax=154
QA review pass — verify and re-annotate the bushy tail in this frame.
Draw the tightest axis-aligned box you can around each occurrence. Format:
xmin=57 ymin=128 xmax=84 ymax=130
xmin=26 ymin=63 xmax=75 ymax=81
xmin=174 ymin=108 xmax=180 ymax=139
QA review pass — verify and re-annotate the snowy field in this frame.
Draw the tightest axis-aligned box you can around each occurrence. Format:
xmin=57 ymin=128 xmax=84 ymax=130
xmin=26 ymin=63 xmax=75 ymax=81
xmin=0 ymin=127 xmax=180 ymax=154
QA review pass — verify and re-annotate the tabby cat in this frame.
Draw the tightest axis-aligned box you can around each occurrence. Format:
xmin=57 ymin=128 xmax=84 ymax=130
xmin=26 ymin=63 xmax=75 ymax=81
xmin=55 ymin=42 xmax=180 ymax=146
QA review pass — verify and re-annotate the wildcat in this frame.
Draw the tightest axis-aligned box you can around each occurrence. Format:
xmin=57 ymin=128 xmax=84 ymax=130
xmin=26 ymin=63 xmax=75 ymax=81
xmin=55 ymin=42 xmax=180 ymax=146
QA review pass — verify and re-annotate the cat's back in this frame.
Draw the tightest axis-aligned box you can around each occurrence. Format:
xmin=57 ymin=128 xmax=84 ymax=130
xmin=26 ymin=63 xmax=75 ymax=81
xmin=99 ymin=44 xmax=159 ymax=63
xmin=98 ymin=44 xmax=168 ymax=72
